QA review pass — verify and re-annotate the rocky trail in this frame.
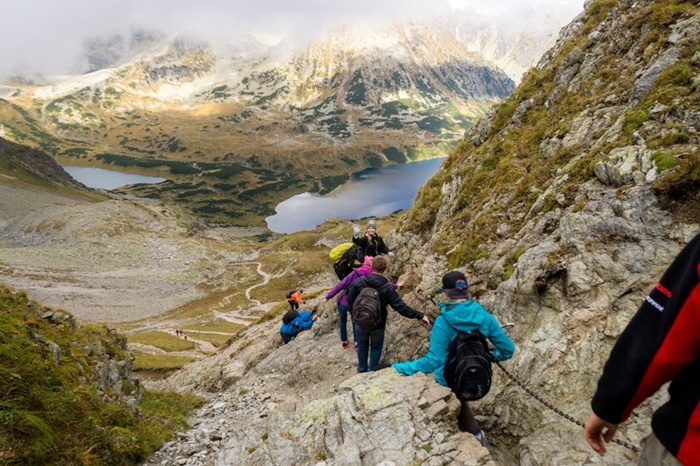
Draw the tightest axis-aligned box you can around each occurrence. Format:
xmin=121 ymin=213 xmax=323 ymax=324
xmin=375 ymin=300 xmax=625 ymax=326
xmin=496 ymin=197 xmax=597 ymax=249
xmin=141 ymin=300 xmax=499 ymax=466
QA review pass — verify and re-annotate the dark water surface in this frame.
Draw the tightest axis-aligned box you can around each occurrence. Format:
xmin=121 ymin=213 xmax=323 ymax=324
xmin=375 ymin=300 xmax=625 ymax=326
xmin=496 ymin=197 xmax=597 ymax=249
xmin=62 ymin=166 xmax=166 ymax=190
xmin=266 ymin=158 xmax=445 ymax=234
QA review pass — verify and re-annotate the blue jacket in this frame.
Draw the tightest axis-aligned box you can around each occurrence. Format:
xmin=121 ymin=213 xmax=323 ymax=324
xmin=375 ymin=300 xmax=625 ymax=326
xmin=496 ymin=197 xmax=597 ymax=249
xmin=392 ymin=300 xmax=515 ymax=387
xmin=280 ymin=311 xmax=314 ymax=337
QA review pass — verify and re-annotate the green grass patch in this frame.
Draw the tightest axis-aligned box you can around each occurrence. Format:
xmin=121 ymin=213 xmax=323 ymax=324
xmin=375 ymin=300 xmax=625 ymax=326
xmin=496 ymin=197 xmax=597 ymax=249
xmin=131 ymin=351 xmax=196 ymax=371
xmin=652 ymin=151 xmax=680 ymax=171
xmin=186 ymin=332 xmax=233 ymax=347
xmin=0 ymin=286 xmax=202 ymax=465
xmin=183 ymin=321 xmax=246 ymax=334
xmin=382 ymin=147 xmax=407 ymax=163
xmin=127 ymin=331 xmax=196 ymax=352
xmin=622 ymin=108 xmax=650 ymax=136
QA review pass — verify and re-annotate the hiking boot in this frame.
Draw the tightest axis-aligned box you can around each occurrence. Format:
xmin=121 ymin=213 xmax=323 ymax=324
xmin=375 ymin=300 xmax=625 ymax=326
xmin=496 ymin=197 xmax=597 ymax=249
xmin=474 ymin=431 xmax=489 ymax=449
xmin=342 ymin=341 xmax=349 ymax=350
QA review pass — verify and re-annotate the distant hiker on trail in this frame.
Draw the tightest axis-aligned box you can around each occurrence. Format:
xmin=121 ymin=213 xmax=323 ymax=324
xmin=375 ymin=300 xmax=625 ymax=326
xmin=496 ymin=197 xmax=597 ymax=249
xmin=584 ymin=232 xmax=700 ymax=465
xmin=392 ymin=270 xmax=515 ymax=448
xmin=347 ymin=255 xmax=429 ymax=372
xmin=280 ymin=309 xmax=317 ymax=344
xmin=287 ymin=289 xmax=304 ymax=311
xmin=352 ymin=219 xmax=394 ymax=258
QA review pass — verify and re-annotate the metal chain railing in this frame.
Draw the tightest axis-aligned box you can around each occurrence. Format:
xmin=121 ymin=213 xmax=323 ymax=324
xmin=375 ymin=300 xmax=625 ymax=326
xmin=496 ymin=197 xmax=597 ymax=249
xmin=494 ymin=361 xmax=640 ymax=453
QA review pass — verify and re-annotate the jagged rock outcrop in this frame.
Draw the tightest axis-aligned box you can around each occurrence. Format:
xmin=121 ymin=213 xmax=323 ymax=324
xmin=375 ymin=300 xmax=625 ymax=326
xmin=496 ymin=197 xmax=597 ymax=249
xmin=393 ymin=0 xmax=700 ymax=464
xmin=145 ymin=370 xmax=493 ymax=466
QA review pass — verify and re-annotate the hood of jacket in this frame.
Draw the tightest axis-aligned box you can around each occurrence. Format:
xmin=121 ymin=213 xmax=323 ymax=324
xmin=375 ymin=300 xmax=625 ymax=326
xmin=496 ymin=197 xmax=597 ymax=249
xmin=362 ymin=273 xmax=389 ymax=289
xmin=438 ymin=300 xmax=486 ymax=332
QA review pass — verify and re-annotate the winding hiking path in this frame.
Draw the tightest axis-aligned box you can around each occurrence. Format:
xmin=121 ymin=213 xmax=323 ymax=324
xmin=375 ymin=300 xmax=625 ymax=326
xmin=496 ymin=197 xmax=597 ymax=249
xmin=243 ymin=261 xmax=286 ymax=305
xmin=212 ymin=261 xmax=285 ymax=313
xmin=128 ymin=328 xmax=217 ymax=356
xmin=128 ymin=260 xmax=286 ymax=361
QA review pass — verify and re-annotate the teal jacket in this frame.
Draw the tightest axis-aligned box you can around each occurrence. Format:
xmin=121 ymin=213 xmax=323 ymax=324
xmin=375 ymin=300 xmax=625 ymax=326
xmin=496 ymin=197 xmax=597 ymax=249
xmin=392 ymin=300 xmax=515 ymax=387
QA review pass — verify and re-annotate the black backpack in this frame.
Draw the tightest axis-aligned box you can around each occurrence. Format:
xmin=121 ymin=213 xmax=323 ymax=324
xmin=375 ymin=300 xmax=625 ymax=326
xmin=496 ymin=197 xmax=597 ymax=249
xmin=352 ymin=278 xmax=384 ymax=330
xmin=286 ymin=290 xmax=296 ymax=300
xmin=443 ymin=330 xmax=493 ymax=401
xmin=333 ymin=245 xmax=365 ymax=280
xmin=282 ymin=309 xmax=299 ymax=325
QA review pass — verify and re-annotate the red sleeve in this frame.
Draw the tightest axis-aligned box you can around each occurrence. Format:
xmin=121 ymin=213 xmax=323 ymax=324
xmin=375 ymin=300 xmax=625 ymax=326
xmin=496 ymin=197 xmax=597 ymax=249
xmin=591 ymin=233 xmax=700 ymax=423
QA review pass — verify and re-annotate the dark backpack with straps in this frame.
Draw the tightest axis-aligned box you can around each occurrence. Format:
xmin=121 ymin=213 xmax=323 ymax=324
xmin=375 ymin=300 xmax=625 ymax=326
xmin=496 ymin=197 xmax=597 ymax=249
xmin=352 ymin=277 xmax=383 ymax=330
xmin=444 ymin=330 xmax=493 ymax=401
xmin=282 ymin=309 xmax=299 ymax=325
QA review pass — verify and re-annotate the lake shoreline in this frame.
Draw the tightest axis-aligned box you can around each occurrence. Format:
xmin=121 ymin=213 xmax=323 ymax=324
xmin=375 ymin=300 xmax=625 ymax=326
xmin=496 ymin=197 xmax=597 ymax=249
xmin=266 ymin=158 xmax=445 ymax=234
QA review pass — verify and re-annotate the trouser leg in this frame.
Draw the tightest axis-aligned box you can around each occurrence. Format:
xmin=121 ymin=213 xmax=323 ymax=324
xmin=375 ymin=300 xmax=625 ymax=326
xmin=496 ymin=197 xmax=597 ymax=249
xmin=338 ymin=304 xmax=349 ymax=342
xmin=368 ymin=327 xmax=385 ymax=371
xmin=457 ymin=398 xmax=481 ymax=435
xmin=355 ymin=324 xmax=370 ymax=372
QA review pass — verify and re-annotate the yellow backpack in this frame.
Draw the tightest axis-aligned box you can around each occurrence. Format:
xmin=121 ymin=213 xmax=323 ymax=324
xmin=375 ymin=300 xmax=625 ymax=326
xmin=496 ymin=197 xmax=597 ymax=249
xmin=329 ymin=243 xmax=354 ymax=263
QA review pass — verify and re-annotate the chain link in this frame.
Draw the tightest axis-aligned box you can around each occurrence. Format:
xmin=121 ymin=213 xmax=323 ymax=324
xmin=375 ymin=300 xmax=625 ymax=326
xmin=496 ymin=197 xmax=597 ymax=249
xmin=494 ymin=361 xmax=640 ymax=453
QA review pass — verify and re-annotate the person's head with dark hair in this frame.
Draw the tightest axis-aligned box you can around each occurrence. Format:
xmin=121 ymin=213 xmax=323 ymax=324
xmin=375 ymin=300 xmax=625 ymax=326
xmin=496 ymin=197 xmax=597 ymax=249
xmin=372 ymin=255 xmax=389 ymax=273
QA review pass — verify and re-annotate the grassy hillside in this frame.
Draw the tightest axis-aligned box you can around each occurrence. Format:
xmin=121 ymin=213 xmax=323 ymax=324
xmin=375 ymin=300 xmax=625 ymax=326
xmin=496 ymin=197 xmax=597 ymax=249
xmin=0 ymin=286 xmax=202 ymax=465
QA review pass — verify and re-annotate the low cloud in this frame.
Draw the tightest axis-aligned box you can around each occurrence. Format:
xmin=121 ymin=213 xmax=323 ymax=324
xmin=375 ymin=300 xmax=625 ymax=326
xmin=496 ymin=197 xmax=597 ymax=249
xmin=0 ymin=0 xmax=583 ymax=79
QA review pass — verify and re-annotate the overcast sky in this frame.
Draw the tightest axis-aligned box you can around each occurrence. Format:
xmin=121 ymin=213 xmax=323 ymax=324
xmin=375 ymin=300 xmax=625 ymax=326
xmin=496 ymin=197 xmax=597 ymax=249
xmin=0 ymin=0 xmax=584 ymax=79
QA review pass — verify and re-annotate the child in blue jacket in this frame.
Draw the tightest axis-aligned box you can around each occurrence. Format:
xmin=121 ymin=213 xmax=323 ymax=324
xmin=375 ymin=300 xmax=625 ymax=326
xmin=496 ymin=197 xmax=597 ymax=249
xmin=393 ymin=270 xmax=515 ymax=447
xmin=280 ymin=310 xmax=316 ymax=344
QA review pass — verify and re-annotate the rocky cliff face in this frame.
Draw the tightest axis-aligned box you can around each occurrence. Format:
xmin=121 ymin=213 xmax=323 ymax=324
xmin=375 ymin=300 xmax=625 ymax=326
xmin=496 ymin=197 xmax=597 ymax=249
xmin=142 ymin=1 xmax=699 ymax=465
xmin=397 ymin=0 xmax=699 ymax=463
xmin=0 ymin=135 xmax=87 ymax=189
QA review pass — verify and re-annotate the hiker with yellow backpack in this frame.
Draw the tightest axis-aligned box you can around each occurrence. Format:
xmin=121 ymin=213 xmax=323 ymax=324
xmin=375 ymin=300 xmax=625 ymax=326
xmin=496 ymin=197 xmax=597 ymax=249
xmin=329 ymin=242 xmax=364 ymax=280
xmin=326 ymin=255 xmax=374 ymax=351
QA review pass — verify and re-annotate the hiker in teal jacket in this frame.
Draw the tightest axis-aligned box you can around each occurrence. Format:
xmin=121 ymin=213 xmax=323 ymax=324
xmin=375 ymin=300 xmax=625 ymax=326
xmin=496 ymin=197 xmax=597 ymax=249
xmin=393 ymin=270 xmax=515 ymax=447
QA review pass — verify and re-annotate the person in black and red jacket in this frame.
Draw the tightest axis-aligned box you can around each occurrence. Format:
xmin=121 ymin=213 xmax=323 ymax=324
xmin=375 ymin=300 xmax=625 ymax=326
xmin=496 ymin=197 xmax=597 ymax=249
xmin=584 ymin=232 xmax=700 ymax=465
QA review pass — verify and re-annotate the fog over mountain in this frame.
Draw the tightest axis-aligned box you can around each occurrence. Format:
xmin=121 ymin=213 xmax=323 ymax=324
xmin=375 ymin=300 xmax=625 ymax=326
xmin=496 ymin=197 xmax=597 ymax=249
xmin=1 ymin=0 xmax=583 ymax=80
